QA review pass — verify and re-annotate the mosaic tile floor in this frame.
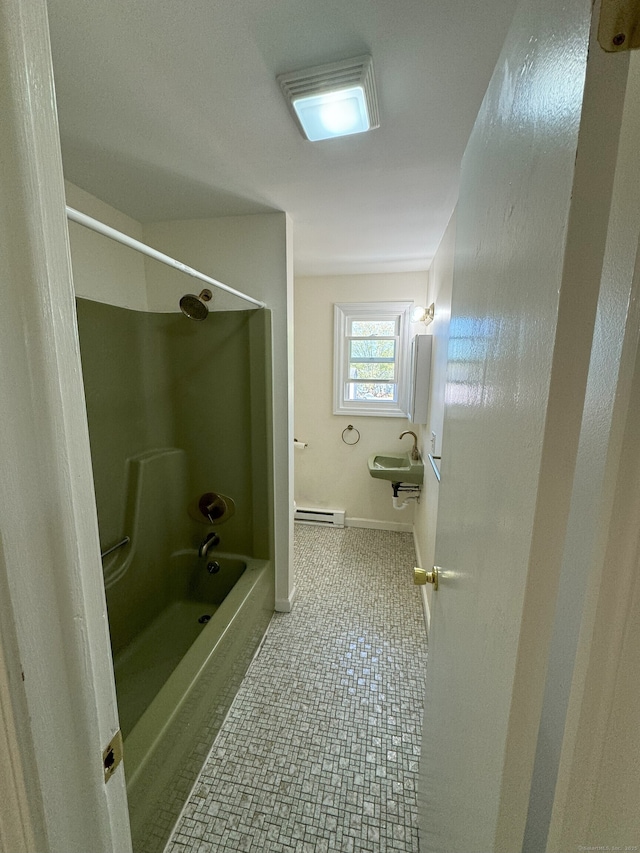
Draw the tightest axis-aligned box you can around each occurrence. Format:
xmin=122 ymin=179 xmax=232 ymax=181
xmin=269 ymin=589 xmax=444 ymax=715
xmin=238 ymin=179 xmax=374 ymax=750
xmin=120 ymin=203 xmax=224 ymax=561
xmin=166 ymin=525 xmax=427 ymax=853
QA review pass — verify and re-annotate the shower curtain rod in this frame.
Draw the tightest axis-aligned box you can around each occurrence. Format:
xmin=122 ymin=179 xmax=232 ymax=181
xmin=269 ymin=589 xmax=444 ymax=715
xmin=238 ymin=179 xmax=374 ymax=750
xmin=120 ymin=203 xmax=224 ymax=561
xmin=65 ymin=206 xmax=266 ymax=310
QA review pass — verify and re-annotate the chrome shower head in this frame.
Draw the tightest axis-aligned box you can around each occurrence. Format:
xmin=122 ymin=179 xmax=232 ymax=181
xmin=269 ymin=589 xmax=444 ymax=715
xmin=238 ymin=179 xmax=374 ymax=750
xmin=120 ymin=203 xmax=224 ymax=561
xmin=179 ymin=289 xmax=212 ymax=320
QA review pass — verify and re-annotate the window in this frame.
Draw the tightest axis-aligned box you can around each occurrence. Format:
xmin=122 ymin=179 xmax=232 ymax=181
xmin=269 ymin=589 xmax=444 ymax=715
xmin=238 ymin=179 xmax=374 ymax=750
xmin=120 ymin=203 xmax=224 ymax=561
xmin=333 ymin=301 xmax=413 ymax=417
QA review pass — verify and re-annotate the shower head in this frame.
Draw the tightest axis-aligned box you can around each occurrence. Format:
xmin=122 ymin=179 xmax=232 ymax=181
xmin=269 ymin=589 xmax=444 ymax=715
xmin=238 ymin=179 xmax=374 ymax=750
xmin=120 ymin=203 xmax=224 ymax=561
xmin=179 ymin=289 xmax=212 ymax=321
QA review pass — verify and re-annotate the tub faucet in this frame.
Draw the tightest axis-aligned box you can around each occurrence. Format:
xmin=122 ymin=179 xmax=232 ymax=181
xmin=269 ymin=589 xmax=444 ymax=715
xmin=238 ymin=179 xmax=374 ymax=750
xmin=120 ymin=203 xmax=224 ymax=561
xmin=199 ymin=531 xmax=220 ymax=558
xmin=399 ymin=430 xmax=420 ymax=461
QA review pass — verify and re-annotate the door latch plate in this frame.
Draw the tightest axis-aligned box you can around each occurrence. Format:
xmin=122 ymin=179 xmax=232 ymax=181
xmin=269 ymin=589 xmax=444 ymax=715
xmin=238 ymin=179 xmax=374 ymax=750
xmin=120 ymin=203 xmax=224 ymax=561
xmin=103 ymin=729 xmax=123 ymax=783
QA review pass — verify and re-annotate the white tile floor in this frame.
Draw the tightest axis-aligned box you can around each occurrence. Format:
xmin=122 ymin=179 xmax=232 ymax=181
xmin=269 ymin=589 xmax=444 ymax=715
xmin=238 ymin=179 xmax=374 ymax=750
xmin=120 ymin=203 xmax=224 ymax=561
xmin=166 ymin=525 xmax=427 ymax=853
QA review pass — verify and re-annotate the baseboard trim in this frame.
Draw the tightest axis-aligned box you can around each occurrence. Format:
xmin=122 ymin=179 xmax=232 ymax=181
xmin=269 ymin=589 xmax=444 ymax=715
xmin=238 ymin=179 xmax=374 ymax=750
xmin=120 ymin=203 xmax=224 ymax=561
xmin=275 ymin=585 xmax=297 ymax=613
xmin=346 ymin=517 xmax=413 ymax=533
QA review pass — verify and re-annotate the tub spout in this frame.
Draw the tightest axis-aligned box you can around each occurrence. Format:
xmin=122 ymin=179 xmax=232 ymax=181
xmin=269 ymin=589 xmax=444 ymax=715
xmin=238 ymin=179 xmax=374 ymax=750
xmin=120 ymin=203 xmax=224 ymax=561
xmin=199 ymin=531 xmax=220 ymax=558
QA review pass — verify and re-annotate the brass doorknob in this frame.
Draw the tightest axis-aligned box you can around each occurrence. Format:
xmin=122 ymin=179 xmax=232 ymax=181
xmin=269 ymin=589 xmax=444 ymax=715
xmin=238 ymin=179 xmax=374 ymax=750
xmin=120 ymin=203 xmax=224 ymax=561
xmin=413 ymin=566 xmax=439 ymax=590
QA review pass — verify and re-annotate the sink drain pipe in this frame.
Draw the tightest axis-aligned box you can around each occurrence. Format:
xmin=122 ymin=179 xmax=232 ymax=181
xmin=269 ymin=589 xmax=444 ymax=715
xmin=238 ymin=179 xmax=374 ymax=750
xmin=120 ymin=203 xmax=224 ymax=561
xmin=391 ymin=482 xmax=421 ymax=510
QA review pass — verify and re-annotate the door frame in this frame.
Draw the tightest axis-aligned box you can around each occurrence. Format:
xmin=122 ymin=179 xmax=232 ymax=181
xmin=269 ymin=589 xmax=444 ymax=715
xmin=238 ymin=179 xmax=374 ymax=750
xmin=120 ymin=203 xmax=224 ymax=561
xmin=544 ymin=52 xmax=640 ymax=846
xmin=0 ymin=1 xmax=131 ymax=849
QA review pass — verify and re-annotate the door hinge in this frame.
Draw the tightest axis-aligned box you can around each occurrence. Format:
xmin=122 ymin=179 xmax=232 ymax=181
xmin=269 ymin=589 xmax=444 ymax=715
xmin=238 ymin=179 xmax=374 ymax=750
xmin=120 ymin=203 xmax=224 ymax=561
xmin=599 ymin=0 xmax=640 ymax=51
xmin=103 ymin=729 xmax=123 ymax=783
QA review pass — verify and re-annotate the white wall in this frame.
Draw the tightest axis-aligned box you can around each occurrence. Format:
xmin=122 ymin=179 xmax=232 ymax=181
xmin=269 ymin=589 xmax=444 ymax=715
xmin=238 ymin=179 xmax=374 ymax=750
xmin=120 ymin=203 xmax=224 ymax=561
xmin=294 ymin=272 xmax=427 ymax=531
xmin=65 ymin=181 xmax=148 ymax=310
xmin=140 ymin=215 xmax=285 ymax=313
xmin=413 ymin=211 xmax=455 ymax=591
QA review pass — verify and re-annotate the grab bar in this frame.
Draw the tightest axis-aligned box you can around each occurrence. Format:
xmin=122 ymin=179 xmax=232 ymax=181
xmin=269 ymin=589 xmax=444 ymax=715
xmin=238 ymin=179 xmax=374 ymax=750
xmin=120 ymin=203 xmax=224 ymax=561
xmin=427 ymin=454 xmax=441 ymax=483
xmin=101 ymin=536 xmax=130 ymax=560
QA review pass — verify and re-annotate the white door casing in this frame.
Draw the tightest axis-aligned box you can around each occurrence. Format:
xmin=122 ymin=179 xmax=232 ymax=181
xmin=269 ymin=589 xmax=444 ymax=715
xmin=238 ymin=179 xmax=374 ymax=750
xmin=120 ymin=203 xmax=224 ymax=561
xmin=418 ymin=0 xmax=636 ymax=851
xmin=0 ymin=1 xmax=132 ymax=850
xmin=543 ymin=51 xmax=640 ymax=849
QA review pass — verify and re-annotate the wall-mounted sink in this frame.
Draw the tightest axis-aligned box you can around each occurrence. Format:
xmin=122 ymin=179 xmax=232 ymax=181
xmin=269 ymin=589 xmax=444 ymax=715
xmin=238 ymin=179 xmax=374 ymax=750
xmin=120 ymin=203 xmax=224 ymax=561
xmin=367 ymin=451 xmax=424 ymax=485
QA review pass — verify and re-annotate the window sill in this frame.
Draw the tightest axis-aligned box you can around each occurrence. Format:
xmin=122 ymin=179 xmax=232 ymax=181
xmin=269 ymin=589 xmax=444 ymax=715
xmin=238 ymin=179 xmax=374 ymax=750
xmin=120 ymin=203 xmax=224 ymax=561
xmin=333 ymin=405 xmax=408 ymax=418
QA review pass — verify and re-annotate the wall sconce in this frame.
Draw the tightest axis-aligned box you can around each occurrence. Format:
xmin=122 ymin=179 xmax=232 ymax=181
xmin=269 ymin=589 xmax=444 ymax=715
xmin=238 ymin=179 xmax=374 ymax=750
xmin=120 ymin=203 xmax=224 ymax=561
xmin=412 ymin=303 xmax=435 ymax=325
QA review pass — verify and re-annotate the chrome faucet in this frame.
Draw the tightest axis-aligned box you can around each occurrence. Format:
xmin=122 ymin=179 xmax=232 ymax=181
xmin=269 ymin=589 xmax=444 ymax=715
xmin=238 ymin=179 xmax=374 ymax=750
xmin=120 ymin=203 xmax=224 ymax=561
xmin=199 ymin=531 xmax=220 ymax=558
xmin=399 ymin=430 xmax=420 ymax=461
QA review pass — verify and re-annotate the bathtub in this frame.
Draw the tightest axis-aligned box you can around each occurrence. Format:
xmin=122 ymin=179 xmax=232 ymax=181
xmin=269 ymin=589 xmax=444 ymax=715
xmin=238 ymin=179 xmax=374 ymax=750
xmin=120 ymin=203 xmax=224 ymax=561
xmin=107 ymin=548 xmax=274 ymax=852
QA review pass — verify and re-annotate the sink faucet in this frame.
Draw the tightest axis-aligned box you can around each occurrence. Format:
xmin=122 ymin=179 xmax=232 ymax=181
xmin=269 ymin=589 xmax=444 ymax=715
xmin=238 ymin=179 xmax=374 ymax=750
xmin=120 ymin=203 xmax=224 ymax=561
xmin=199 ymin=531 xmax=220 ymax=558
xmin=399 ymin=430 xmax=420 ymax=461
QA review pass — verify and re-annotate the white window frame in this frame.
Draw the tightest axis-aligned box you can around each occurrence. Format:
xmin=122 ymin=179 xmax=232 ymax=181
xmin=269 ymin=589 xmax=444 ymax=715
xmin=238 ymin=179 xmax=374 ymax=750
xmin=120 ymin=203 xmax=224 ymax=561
xmin=333 ymin=301 xmax=413 ymax=417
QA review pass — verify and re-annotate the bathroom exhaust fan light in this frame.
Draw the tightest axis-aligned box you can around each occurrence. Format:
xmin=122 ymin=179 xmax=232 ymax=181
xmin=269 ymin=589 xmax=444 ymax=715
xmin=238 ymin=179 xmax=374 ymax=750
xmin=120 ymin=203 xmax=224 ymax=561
xmin=277 ymin=55 xmax=380 ymax=141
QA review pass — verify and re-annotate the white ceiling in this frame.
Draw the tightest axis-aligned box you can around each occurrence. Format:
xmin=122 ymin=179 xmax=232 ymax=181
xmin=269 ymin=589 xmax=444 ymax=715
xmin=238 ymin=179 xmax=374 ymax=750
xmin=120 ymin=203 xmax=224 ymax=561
xmin=46 ymin=0 xmax=517 ymax=276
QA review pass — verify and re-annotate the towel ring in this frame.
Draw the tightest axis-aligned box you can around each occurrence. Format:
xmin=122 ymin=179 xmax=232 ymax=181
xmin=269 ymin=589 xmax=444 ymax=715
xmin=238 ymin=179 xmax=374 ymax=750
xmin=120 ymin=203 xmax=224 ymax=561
xmin=342 ymin=424 xmax=360 ymax=445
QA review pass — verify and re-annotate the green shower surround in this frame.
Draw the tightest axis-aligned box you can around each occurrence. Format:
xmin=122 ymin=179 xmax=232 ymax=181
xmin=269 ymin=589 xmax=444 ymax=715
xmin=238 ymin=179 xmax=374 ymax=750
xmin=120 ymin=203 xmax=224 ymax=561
xmin=76 ymin=299 xmax=274 ymax=853
xmin=76 ymin=299 xmax=270 ymax=559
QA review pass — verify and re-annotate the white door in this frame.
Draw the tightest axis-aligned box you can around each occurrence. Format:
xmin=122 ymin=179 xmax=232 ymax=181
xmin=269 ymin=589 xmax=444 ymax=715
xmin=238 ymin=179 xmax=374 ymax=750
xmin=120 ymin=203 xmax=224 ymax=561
xmin=418 ymin=1 xmax=635 ymax=850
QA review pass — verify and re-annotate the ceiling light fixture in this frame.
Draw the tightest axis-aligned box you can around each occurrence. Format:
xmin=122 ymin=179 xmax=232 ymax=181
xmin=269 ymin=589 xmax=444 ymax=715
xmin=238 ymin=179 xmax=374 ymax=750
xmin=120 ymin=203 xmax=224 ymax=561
xmin=277 ymin=55 xmax=380 ymax=142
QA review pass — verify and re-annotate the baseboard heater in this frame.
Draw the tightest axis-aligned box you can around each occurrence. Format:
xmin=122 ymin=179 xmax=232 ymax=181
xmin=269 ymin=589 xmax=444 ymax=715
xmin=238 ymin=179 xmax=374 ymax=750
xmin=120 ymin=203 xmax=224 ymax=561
xmin=294 ymin=507 xmax=346 ymax=528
